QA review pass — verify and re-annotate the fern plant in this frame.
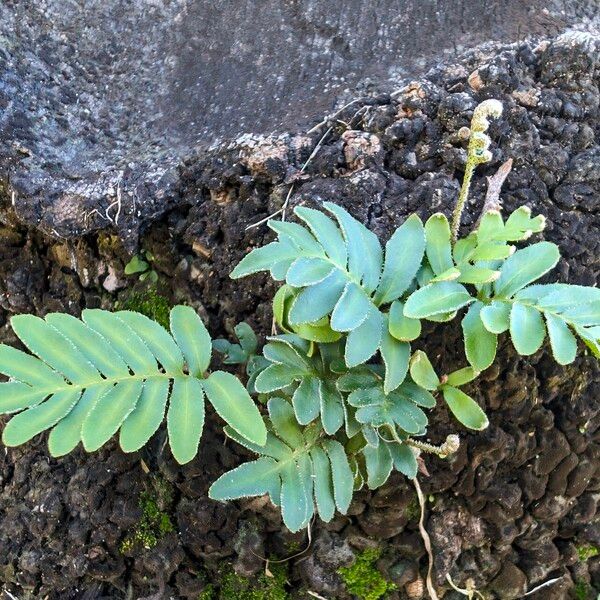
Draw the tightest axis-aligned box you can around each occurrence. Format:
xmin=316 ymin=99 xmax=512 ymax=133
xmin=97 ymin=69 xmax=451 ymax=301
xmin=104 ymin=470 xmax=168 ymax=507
xmin=208 ymin=100 xmax=600 ymax=530
xmin=0 ymin=306 xmax=266 ymax=463
xmin=1 ymin=99 xmax=599 ymax=534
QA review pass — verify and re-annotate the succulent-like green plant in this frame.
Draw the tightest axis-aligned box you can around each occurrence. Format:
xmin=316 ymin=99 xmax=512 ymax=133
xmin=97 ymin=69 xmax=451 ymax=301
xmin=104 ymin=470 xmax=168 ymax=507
xmin=0 ymin=307 xmax=266 ymax=463
xmin=1 ymin=99 xmax=599 ymax=533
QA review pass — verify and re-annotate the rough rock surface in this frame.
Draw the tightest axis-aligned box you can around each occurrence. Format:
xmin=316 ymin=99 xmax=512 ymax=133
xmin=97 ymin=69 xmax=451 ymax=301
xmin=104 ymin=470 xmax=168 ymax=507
xmin=1 ymin=0 xmax=598 ymax=247
xmin=1 ymin=30 xmax=600 ymax=600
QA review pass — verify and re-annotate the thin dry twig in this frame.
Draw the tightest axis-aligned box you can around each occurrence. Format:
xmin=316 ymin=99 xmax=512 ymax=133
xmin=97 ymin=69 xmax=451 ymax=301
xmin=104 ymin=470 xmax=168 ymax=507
xmin=306 ymin=99 xmax=363 ymax=134
xmin=480 ymin=158 xmax=513 ymax=219
xmin=245 ymin=126 xmax=333 ymax=230
xmin=521 ymin=576 xmax=563 ymax=597
xmin=413 ymin=477 xmax=439 ymax=600
xmin=446 ymin=574 xmax=485 ymax=599
xmin=250 ymin=517 xmax=314 ymax=565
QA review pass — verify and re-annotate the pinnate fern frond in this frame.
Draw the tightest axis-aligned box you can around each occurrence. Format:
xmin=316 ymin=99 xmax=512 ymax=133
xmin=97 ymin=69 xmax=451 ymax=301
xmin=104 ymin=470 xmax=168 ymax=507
xmin=0 ymin=306 xmax=266 ymax=463
xmin=231 ymin=203 xmax=425 ymax=368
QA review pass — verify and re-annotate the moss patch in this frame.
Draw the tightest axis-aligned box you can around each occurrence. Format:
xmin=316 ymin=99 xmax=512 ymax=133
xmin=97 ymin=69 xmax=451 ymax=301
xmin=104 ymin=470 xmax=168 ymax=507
xmin=577 ymin=544 xmax=599 ymax=562
xmin=338 ymin=548 xmax=397 ymax=600
xmin=120 ymin=480 xmax=175 ymax=553
xmin=200 ymin=564 xmax=289 ymax=600
xmin=574 ymin=580 xmax=595 ymax=600
xmin=119 ymin=288 xmax=171 ymax=329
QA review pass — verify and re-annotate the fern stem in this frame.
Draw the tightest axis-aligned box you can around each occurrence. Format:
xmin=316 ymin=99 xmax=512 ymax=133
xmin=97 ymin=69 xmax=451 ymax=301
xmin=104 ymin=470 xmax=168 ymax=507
xmin=451 ymin=161 xmax=475 ymax=244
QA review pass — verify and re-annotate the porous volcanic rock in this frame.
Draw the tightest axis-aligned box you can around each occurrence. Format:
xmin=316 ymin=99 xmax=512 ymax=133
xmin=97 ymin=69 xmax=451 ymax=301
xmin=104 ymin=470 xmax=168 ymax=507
xmin=0 ymin=30 xmax=599 ymax=600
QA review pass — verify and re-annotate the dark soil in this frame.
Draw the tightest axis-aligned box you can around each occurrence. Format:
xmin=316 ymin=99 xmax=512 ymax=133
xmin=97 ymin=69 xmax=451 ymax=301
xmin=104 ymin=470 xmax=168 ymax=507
xmin=1 ymin=31 xmax=600 ymax=599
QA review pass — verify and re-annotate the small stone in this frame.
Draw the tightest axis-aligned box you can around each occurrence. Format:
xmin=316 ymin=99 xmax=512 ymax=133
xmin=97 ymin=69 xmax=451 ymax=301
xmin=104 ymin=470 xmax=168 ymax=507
xmin=102 ymin=264 xmax=127 ymax=292
xmin=490 ymin=563 xmax=528 ymax=599
xmin=467 ymin=69 xmax=483 ymax=91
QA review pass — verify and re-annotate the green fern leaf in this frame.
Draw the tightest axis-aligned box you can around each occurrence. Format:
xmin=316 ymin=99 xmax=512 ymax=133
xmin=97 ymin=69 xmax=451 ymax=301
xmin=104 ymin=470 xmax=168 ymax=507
xmin=323 ymin=202 xmax=383 ymax=294
xmin=404 ymin=281 xmax=473 ymax=319
xmin=442 ymin=386 xmax=488 ymax=430
xmin=374 ymin=213 xmax=425 ymax=305
xmin=494 ymin=242 xmax=560 ymax=298
xmin=170 ymin=305 xmax=211 ymax=377
xmin=363 ymin=442 xmax=393 ymax=489
xmin=509 ymin=302 xmax=546 ymax=355
xmin=425 ymin=213 xmax=454 ymax=276
xmin=294 ymin=206 xmax=348 ymax=267
xmin=462 ymin=302 xmax=498 ymax=371
xmin=1 ymin=307 xmax=265 ymax=464
xmin=3 ymin=388 xmax=82 ymax=447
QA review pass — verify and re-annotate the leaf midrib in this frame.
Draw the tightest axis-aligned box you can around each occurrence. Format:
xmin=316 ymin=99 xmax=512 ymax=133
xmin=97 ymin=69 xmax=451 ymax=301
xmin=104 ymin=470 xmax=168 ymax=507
xmin=483 ymin=296 xmax=595 ymax=330
xmin=24 ymin=370 xmax=185 ymax=397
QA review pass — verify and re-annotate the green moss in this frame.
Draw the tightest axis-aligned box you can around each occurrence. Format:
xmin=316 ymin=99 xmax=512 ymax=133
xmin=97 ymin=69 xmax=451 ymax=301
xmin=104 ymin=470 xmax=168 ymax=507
xmin=198 ymin=584 xmax=216 ymax=600
xmin=338 ymin=548 xmax=397 ymax=600
xmin=215 ymin=564 xmax=289 ymax=600
xmin=404 ymin=495 xmax=420 ymax=522
xmin=119 ymin=288 xmax=171 ymax=329
xmin=119 ymin=482 xmax=175 ymax=553
xmin=574 ymin=579 xmax=594 ymax=600
xmin=577 ymin=544 xmax=599 ymax=562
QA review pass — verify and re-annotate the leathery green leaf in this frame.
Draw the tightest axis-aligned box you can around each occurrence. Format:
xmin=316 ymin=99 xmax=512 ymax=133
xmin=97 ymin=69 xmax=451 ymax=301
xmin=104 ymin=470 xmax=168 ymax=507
xmin=83 ymin=310 xmax=157 ymax=375
xmin=48 ymin=385 xmax=107 ymax=457
xmin=0 ymin=382 xmax=50 ymax=414
xmin=116 ymin=311 xmax=184 ymax=374
xmin=331 ymin=282 xmax=372 ymax=332
xmin=268 ymin=397 xmax=303 ymax=447
xmin=294 ymin=206 xmax=348 ymax=267
xmin=446 ymin=367 xmax=479 ymax=387
xmin=0 ymin=345 xmax=64 ymax=388
xmin=462 ymin=302 xmax=498 ymax=371
xmin=119 ymin=377 xmax=170 ymax=452
xmin=374 ymin=213 xmax=425 ymax=305
xmin=380 ymin=320 xmax=410 ymax=393
xmin=292 ymin=377 xmax=320 ymax=425
xmin=3 ymin=389 xmax=81 ymax=447
xmin=324 ymin=202 xmax=383 ymax=294
xmin=345 ymin=308 xmax=384 ymax=368
xmin=281 ymin=460 xmax=310 ymax=532
xmin=425 ymin=213 xmax=454 ymax=276
xmin=323 ymin=439 xmax=353 ymax=513
xmin=480 ymin=301 xmax=510 ymax=334
xmin=319 ymin=379 xmax=344 ymax=435
xmin=409 ymin=350 xmax=439 ymax=390
xmin=388 ymin=301 xmax=421 ymax=342
xmin=268 ymin=219 xmax=323 ymax=255
xmin=442 ymin=386 xmax=488 ymax=430
xmin=208 ymin=457 xmax=281 ymax=501
xmin=230 ymin=242 xmax=297 ymax=279
xmin=170 ymin=306 xmax=212 ymax=377
xmin=363 ymin=442 xmax=393 ymax=489
xmin=167 ymin=377 xmax=205 ymax=464
xmin=288 ymin=270 xmax=346 ymax=325
xmin=44 ymin=313 xmax=130 ymax=378
xmin=11 ymin=314 xmax=99 ymax=383
xmin=82 ymin=380 xmax=144 ymax=452
xmin=494 ymin=241 xmax=560 ymax=298
xmin=404 ymin=281 xmax=473 ymax=319
xmin=204 ymin=371 xmax=266 ymax=446
xmin=389 ymin=443 xmax=418 ymax=479
xmin=286 ymin=257 xmax=335 ymax=287
xmin=510 ymin=303 xmax=546 ymax=355
xmin=310 ymin=447 xmax=336 ymax=522
xmin=545 ymin=313 xmax=578 ymax=365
